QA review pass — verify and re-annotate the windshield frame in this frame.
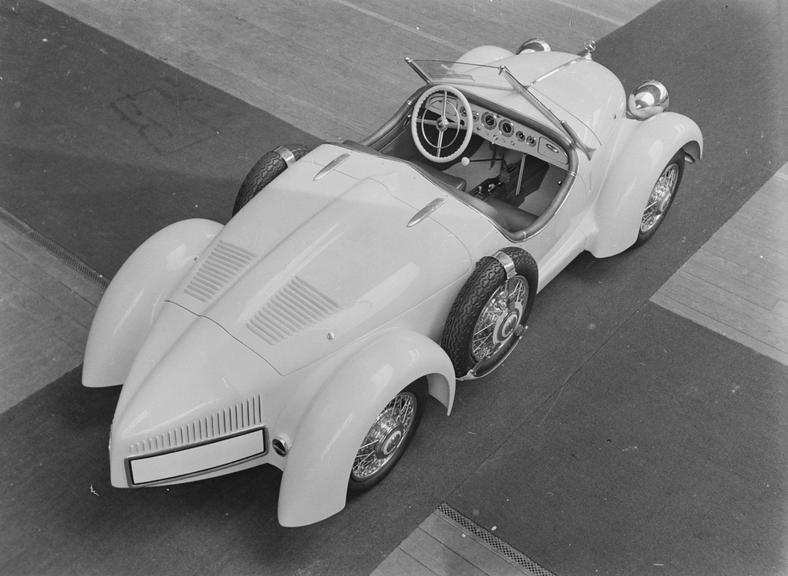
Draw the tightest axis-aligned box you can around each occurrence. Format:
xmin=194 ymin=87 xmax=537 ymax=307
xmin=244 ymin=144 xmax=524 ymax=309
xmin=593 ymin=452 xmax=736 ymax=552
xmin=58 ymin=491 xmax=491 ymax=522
xmin=405 ymin=57 xmax=593 ymax=158
xmin=406 ymin=58 xmax=511 ymax=90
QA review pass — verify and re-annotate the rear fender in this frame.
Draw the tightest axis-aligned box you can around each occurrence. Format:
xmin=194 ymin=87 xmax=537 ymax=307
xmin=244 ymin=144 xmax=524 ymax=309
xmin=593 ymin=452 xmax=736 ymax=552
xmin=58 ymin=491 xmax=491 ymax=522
xmin=82 ymin=219 xmax=222 ymax=388
xmin=277 ymin=329 xmax=455 ymax=527
xmin=588 ymin=112 xmax=703 ymax=257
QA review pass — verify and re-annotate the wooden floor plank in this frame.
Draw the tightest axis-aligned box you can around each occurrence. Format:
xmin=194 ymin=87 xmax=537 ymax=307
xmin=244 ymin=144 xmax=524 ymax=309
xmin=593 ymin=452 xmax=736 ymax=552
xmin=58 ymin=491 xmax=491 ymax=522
xmin=661 ymin=270 xmax=787 ymax=349
xmin=775 ymin=300 xmax=788 ymax=320
xmin=723 ymin=206 xmax=788 ymax=247
xmin=0 ymin=271 xmax=89 ymax=349
xmin=711 ymin=218 xmax=788 ymax=263
xmin=548 ymin=0 xmax=661 ymax=25
xmin=420 ymin=513 xmax=531 ymax=576
xmin=337 ymin=0 xmax=618 ymax=54
xmin=400 ymin=528 xmax=488 ymax=576
xmin=650 ymin=292 xmax=788 ymax=367
xmin=37 ymin=0 xmax=656 ymax=141
xmin=0 ymin=216 xmax=105 ymax=308
xmin=371 ymin=548 xmax=437 ymax=576
xmin=0 ymin=302 xmax=84 ymax=413
xmin=0 ymin=241 xmax=97 ymax=328
xmin=0 ymin=212 xmax=102 ymax=414
xmin=682 ymin=249 xmax=783 ymax=309
xmin=652 ymin=163 xmax=788 ymax=366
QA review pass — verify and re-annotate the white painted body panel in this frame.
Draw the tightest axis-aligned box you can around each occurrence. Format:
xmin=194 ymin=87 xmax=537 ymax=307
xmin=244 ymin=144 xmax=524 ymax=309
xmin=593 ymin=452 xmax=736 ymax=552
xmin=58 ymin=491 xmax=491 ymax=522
xmin=82 ymin=219 xmax=221 ymax=388
xmin=84 ymin=43 xmax=703 ymax=527
xmin=455 ymin=48 xmax=627 ymax=149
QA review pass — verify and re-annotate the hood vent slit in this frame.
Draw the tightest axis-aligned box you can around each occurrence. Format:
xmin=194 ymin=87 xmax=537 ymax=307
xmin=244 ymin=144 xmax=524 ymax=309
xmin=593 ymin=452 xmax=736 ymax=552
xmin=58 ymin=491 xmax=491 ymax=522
xmin=247 ymin=277 xmax=340 ymax=345
xmin=184 ymin=240 xmax=256 ymax=302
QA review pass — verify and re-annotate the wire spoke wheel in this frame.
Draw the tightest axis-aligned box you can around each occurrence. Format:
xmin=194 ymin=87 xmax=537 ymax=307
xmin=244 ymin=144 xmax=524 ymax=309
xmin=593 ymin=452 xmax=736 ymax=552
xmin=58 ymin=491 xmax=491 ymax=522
xmin=351 ymin=390 xmax=419 ymax=483
xmin=633 ymin=151 xmax=685 ymax=247
xmin=470 ymin=275 xmax=528 ymax=364
xmin=640 ymin=162 xmax=679 ymax=234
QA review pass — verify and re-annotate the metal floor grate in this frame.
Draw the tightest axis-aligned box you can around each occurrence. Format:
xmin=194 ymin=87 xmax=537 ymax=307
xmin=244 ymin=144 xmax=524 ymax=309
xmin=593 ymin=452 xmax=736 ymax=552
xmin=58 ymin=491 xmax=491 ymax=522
xmin=0 ymin=205 xmax=109 ymax=289
xmin=436 ymin=502 xmax=557 ymax=576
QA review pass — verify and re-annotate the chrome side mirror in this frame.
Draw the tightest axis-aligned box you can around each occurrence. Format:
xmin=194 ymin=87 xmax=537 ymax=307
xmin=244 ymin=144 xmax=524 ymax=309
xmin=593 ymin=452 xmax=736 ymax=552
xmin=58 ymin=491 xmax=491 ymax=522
xmin=517 ymin=38 xmax=551 ymax=54
xmin=627 ymin=80 xmax=670 ymax=119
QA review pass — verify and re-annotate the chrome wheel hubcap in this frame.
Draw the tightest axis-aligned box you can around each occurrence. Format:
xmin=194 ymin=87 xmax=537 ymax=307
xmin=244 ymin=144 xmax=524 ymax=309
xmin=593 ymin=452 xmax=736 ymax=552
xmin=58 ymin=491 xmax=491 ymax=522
xmin=471 ymin=275 xmax=528 ymax=363
xmin=641 ymin=163 xmax=679 ymax=234
xmin=352 ymin=391 xmax=417 ymax=480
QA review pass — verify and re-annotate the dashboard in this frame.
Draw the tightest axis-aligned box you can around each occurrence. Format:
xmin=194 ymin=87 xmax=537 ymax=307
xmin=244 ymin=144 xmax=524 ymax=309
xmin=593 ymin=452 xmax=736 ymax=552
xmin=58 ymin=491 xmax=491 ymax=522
xmin=420 ymin=92 xmax=570 ymax=170
xmin=471 ymin=105 xmax=569 ymax=169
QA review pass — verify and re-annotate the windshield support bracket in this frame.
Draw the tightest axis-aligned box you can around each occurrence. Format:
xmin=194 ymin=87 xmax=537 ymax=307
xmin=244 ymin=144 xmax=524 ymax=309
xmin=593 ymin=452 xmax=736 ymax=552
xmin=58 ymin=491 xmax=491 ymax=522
xmin=404 ymin=57 xmax=432 ymax=84
xmin=498 ymin=65 xmax=594 ymax=159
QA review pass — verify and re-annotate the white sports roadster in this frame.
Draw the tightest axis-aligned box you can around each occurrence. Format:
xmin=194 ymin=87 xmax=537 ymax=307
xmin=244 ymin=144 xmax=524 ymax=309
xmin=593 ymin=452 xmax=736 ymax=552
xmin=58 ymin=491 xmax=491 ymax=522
xmin=83 ymin=40 xmax=702 ymax=526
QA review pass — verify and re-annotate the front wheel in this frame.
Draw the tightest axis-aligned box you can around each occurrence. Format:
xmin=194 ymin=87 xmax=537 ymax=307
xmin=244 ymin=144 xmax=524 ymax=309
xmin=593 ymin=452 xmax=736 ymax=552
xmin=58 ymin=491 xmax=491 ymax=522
xmin=634 ymin=152 xmax=684 ymax=246
xmin=348 ymin=380 xmax=426 ymax=493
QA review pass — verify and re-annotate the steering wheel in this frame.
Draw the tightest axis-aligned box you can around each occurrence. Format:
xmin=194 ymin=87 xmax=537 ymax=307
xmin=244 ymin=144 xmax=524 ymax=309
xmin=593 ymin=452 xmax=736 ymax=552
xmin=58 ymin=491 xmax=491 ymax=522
xmin=411 ymin=85 xmax=473 ymax=163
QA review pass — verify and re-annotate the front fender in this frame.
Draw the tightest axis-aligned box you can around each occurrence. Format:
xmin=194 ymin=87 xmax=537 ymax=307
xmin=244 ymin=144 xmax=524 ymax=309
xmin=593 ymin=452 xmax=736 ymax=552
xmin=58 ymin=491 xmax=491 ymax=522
xmin=277 ymin=329 xmax=455 ymax=527
xmin=82 ymin=219 xmax=222 ymax=388
xmin=588 ymin=112 xmax=703 ymax=257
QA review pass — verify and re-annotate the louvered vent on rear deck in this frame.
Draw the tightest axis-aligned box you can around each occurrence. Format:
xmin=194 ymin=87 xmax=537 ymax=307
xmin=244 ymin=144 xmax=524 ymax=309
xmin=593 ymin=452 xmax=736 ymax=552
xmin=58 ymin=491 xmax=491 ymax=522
xmin=247 ymin=276 xmax=340 ymax=345
xmin=184 ymin=240 xmax=256 ymax=302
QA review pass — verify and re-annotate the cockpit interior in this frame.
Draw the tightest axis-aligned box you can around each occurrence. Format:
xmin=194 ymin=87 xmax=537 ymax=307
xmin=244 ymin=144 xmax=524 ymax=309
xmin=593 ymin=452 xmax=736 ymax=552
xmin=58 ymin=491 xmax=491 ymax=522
xmin=356 ymin=84 xmax=575 ymax=238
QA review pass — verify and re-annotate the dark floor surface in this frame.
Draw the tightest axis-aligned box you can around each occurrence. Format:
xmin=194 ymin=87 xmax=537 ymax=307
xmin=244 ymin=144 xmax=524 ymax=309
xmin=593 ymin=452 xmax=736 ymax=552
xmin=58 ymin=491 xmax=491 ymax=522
xmin=0 ymin=0 xmax=786 ymax=575
xmin=0 ymin=0 xmax=320 ymax=277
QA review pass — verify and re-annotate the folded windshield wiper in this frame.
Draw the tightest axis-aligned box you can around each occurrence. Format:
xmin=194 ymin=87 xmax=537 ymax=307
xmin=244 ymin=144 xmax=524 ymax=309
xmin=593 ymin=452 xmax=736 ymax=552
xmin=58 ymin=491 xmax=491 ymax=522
xmin=498 ymin=65 xmax=595 ymax=159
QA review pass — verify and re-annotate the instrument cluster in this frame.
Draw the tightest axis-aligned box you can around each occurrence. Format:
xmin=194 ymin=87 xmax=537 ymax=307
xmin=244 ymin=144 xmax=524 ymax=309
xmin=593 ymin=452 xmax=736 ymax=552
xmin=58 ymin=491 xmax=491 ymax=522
xmin=471 ymin=107 xmax=569 ymax=169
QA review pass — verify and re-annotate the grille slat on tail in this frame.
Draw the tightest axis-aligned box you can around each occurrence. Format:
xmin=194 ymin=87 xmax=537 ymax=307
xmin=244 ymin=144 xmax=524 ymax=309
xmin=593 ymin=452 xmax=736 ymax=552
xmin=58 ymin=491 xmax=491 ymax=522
xmin=129 ymin=394 xmax=264 ymax=456
xmin=184 ymin=240 xmax=256 ymax=302
xmin=247 ymin=277 xmax=339 ymax=345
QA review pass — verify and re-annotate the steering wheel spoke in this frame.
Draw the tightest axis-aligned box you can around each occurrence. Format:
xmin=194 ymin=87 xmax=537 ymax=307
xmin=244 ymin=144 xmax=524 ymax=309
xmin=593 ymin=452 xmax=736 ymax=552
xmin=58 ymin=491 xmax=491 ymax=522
xmin=411 ymin=84 xmax=474 ymax=163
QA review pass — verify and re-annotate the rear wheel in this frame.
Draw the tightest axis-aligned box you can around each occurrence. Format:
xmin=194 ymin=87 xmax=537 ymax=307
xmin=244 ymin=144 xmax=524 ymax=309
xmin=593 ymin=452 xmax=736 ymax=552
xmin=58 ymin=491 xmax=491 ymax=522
xmin=634 ymin=152 xmax=684 ymax=246
xmin=348 ymin=380 xmax=426 ymax=493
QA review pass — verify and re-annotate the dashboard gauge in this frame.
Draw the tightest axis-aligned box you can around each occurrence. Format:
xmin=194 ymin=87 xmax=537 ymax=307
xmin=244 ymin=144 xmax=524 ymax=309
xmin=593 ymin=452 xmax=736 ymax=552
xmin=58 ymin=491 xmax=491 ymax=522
xmin=499 ymin=120 xmax=513 ymax=136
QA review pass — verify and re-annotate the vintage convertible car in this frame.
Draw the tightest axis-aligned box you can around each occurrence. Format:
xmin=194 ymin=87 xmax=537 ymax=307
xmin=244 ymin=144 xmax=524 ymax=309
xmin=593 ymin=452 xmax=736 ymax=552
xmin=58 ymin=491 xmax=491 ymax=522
xmin=83 ymin=40 xmax=702 ymax=526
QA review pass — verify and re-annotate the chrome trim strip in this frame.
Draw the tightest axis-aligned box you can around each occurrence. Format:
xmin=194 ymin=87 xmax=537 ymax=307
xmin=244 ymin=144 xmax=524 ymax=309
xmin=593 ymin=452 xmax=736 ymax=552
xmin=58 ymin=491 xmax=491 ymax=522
xmin=275 ymin=145 xmax=297 ymax=167
xmin=528 ymin=56 xmax=585 ymax=86
xmin=407 ymin=198 xmax=446 ymax=227
xmin=313 ymin=153 xmax=350 ymax=181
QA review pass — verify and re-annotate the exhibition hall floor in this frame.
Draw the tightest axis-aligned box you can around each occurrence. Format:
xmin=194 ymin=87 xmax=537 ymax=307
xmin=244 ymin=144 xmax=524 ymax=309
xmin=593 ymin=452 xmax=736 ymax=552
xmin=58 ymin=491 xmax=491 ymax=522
xmin=1 ymin=1 xmax=786 ymax=575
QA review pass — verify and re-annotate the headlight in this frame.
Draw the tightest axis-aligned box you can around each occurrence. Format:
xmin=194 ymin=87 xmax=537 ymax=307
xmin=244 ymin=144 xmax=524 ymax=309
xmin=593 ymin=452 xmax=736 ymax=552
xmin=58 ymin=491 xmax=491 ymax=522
xmin=627 ymin=80 xmax=670 ymax=119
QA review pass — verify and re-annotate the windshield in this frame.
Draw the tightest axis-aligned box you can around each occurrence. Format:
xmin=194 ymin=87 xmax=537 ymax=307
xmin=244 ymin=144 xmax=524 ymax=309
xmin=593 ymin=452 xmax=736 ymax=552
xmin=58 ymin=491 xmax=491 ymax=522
xmin=408 ymin=59 xmax=513 ymax=91
xmin=408 ymin=58 xmax=594 ymax=157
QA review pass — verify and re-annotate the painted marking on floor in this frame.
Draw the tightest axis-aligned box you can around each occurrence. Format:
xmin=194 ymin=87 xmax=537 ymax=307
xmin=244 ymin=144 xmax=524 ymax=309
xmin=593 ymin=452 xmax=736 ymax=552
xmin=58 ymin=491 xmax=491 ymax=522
xmin=651 ymin=163 xmax=788 ymax=366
